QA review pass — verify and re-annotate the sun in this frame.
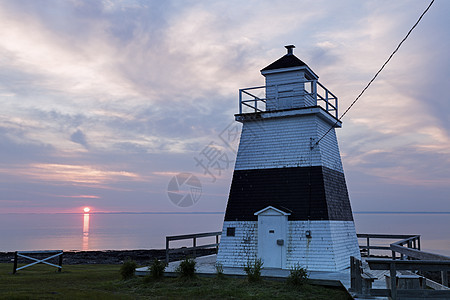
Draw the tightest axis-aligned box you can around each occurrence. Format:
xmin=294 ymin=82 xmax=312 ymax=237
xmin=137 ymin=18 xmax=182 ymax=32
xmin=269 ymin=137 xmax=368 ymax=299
xmin=83 ymin=207 xmax=91 ymax=213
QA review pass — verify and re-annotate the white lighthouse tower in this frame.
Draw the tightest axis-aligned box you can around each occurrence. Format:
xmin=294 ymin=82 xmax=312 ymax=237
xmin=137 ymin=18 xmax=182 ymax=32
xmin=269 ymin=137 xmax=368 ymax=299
xmin=216 ymin=45 xmax=360 ymax=271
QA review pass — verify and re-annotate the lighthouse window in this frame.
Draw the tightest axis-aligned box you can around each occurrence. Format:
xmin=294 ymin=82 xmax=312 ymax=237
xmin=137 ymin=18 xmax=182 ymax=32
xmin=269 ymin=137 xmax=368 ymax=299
xmin=227 ymin=227 xmax=235 ymax=237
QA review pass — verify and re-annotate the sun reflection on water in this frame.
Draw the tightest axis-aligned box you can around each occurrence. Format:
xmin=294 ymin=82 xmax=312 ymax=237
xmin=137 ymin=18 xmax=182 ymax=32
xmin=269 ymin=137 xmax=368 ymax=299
xmin=82 ymin=213 xmax=90 ymax=251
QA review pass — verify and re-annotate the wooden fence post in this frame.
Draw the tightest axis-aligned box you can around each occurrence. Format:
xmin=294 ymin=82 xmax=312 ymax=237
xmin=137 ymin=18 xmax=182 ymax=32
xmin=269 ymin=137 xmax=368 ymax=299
xmin=193 ymin=237 xmax=197 ymax=258
xmin=390 ymin=261 xmax=397 ymax=300
xmin=442 ymin=271 xmax=448 ymax=287
xmin=350 ymin=256 xmax=363 ymax=294
xmin=215 ymin=234 xmax=219 ymax=252
xmin=165 ymin=237 xmax=170 ymax=264
xmin=13 ymin=251 xmax=18 ymax=274
xmin=58 ymin=252 xmax=63 ymax=272
xmin=350 ymin=256 xmax=354 ymax=291
xmin=350 ymin=256 xmax=356 ymax=291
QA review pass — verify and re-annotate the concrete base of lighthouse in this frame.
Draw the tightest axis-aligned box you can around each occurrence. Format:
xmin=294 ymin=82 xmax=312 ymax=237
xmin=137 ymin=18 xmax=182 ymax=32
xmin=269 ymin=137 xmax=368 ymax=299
xmin=217 ymin=220 xmax=360 ymax=271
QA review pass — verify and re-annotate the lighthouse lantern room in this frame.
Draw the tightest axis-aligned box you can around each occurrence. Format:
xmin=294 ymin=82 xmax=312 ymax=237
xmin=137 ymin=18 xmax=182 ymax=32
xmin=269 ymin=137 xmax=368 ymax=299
xmin=216 ymin=45 xmax=360 ymax=271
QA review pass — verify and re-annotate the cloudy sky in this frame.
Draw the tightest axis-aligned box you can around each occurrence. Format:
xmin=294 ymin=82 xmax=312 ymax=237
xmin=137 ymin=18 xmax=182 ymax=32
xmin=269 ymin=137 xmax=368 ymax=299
xmin=0 ymin=0 xmax=448 ymax=214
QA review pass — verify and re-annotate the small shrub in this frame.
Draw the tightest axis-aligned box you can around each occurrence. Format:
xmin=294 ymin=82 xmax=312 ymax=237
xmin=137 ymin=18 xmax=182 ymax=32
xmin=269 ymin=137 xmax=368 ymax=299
xmin=149 ymin=259 xmax=167 ymax=280
xmin=243 ymin=258 xmax=263 ymax=282
xmin=215 ymin=262 xmax=224 ymax=278
xmin=287 ymin=263 xmax=309 ymax=286
xmin=120 ymin=259 xmax=137 ymax=280
xmin=176 ymin=257 xmax=196 ymax=279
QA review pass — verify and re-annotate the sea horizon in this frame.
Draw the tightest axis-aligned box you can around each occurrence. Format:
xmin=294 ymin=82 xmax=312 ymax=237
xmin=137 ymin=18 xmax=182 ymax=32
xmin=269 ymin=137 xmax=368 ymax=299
xmin=2 ymin=211 xmax=450 ymax=215
xmin=1 ymin=212 xmax=449 ymax=256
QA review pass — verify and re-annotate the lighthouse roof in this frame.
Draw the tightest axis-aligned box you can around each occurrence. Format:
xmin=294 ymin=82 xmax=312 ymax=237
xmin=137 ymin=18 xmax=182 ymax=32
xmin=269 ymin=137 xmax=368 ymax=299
xmin=260 ymin=45 xmax=318 ymax=79
xmin=260 ymin=52 xmax=307 ymax=72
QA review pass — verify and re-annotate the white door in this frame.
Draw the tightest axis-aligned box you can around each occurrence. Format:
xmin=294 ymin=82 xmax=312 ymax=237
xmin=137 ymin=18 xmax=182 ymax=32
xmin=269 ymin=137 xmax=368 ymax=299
xmin=258 ymin=215 xmax=284 ymax=268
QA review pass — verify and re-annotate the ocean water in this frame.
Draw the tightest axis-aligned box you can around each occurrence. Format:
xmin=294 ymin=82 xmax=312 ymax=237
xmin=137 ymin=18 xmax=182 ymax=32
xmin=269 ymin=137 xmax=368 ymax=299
xmin=353 ymin=212 xmax=450 ymax=256
xmin=0 ymin=212 xmax=448 ymax=256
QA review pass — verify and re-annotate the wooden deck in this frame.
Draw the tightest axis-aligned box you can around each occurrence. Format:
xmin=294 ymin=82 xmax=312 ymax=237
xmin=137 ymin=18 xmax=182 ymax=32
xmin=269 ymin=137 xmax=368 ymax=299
xmin=136 ymin=254 xmax=389 ymax=299
xmin=136 ymin=232 xmax=449 ymax=299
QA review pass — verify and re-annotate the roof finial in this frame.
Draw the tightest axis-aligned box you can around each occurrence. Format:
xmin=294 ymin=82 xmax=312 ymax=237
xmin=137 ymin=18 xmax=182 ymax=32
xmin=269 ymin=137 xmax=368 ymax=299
xmin=285 ymin=45 xmax=295 ymax=55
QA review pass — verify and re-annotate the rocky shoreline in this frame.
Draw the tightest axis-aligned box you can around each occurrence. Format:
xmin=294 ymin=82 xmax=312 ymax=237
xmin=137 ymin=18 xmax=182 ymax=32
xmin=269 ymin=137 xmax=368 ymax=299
xmin=0 ymin=248 xmax=217 ymax=265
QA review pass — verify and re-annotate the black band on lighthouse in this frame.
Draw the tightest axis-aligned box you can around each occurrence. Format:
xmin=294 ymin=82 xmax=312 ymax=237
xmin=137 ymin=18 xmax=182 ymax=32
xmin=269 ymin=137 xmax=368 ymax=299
xmin=224 ymin=166 xmax=354 ymax=222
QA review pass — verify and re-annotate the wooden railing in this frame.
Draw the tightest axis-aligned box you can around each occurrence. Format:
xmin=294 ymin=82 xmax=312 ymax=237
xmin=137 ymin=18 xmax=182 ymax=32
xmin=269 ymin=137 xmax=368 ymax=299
xmin=367 ymin=259 xmax=450 ymax=300
xmin=358 ymin=233 xmax=450 ymax=260
xmin=165 ymin=231 xmax=221 ymax=263
xmin=357 ymin=233 xmax=420 ymax=258
xmin=353 ymin=234 xmax=450 ymax=299
xmin=390 ymin=235 xmax=450 ymax=262
xmin=351 ymin=256 xmax=450 ymax=299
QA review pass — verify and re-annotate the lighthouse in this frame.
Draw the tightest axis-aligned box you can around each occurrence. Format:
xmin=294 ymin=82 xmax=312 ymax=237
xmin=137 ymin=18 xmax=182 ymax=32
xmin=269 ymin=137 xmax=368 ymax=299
xmin=216 ymin=45 xmax=360 ymax=271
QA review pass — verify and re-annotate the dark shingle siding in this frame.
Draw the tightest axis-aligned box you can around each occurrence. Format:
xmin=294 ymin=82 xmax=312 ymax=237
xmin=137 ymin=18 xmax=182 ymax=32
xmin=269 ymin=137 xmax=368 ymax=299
xmin=323 ymin=167 xmax=354 ymax=221
xmin=224 ymin=166 xmax=353 ymax=221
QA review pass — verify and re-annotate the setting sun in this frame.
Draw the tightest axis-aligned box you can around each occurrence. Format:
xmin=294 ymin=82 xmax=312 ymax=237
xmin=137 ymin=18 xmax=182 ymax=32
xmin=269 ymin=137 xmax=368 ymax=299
xmin=83 ymin=207 xmax=91 ymax=213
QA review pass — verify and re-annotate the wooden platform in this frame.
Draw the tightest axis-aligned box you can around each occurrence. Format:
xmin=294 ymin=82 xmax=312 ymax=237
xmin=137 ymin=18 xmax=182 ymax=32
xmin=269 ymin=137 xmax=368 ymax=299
xmin=135 ymin=254 xmax=390 ymax=299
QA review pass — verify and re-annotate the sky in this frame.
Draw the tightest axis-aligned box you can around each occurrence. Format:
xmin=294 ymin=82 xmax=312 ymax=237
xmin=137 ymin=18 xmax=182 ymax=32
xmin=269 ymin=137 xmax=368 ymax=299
xmin=0 ymin=0 xmax=449 ymax=214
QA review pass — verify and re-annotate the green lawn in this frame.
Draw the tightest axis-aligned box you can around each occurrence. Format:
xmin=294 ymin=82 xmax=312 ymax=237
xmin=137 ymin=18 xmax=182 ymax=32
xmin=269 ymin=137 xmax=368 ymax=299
xmin=0 ymin=263 xmax=352 ymax=299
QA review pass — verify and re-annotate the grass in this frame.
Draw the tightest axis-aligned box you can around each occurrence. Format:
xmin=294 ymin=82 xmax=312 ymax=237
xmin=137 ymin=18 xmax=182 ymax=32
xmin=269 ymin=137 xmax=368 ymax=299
xmin=0 ymin=263 xmax=351 ymax=299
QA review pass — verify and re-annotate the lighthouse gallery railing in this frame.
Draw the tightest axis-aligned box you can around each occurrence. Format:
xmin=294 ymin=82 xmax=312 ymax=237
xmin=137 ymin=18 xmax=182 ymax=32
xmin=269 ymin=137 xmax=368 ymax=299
xmin=238 ymin=80 xmax=338 ymax=118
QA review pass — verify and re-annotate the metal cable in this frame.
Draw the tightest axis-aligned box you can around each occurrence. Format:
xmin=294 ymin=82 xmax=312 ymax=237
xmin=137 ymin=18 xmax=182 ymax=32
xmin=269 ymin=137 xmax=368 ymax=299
xmin=313 ymin=0 xmax=435 ymax=148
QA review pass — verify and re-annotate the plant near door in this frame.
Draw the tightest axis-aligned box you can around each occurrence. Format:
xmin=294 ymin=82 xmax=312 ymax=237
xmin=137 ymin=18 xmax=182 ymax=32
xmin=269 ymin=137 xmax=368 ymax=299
xmin=244 ymin=258 xmax=263 ymax=282
xmin=287 ymin=263 xmax=309 ymax=286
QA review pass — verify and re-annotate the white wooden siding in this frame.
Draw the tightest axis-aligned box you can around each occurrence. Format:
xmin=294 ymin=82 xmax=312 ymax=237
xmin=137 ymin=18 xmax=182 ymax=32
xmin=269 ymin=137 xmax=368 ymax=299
xmin=216 ymin=221 xmax=258 ymax=267
xmin=217 ymin=220 xmax=360 ymax=271
xmin=234 ymin=113 xmax=344 ymax=173
xmin=265 ymin=70 xmax=312 ymax=110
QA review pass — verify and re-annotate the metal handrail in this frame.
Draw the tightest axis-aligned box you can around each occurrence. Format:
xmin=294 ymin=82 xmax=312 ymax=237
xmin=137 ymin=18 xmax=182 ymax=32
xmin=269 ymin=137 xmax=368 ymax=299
xmin=238 ymin=81 xmax=338 ymax=117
